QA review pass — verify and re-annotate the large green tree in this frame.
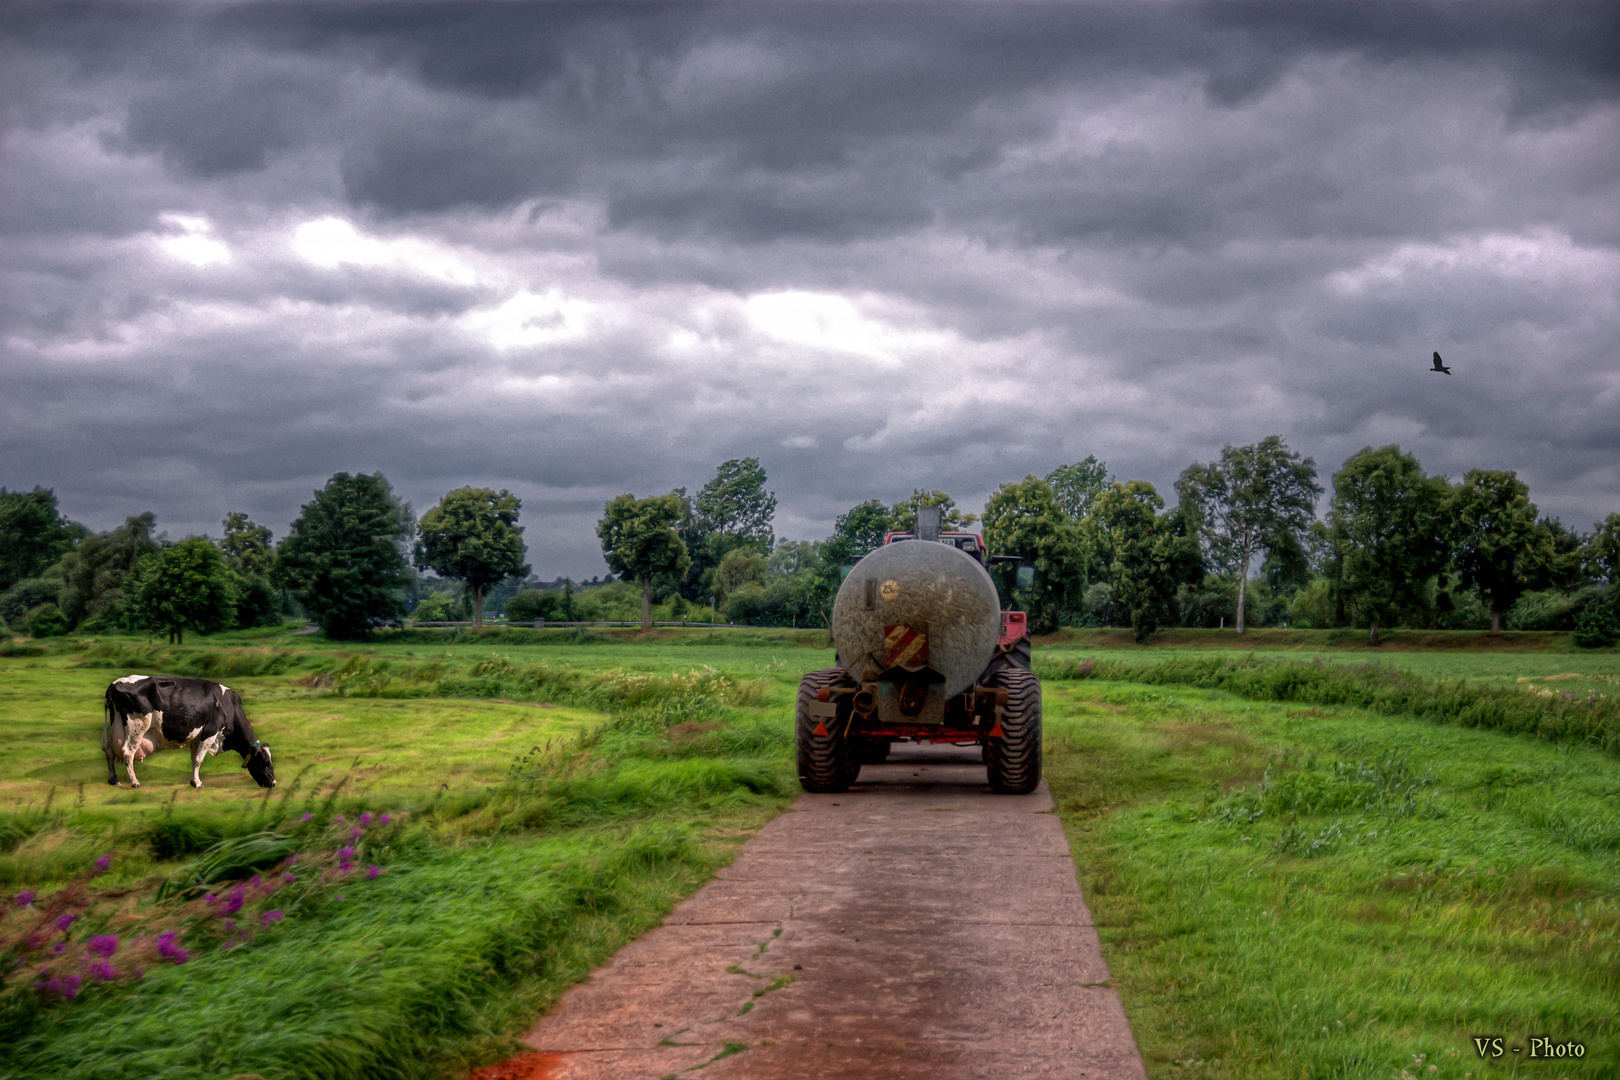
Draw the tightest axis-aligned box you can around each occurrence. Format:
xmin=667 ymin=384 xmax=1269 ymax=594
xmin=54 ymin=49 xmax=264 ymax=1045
xmin=1588 ymin=513 xmax=1620 ymax=587
xmin=712 ymin=548 xmax=768 ymax=609
xmin=221 ymin=512 xmax=281 ymax=629
xmin=888 ymin=489 xmax=977 ymax=533
xmin=1046 ymin=456 xmax=1112 ymax=521
xmin=1091 ymin=481 xmax=1203 ymax=643
xmin=1324 ymin=446 xmax=1450 ymax=646
xmin=415 ymin=487 xmax=530 ymax=630
xmin=1176 ymin=435 xmax=1322 ymax=634
xmin=676 ymin=458 xmax=778 ymax=599
xmin=51 ymin=513 xmax=159 ymax=631
xmin=1447 ymin=470 xmax=1552 ymax=634
xmin=597 ymin=493 xmax=690 ymax=628
xmin=0 ymin=487 xmax=84 ymax=593
xmin=131 ymin=538 xmax=237 ymax=644
xmin=276 ymin=472 xmax=415 ymax=639
xmin=221 ymin=512 xmax=275 ymax=578
xmin=981 ymin=475 xmax=1090 ymax=633
xmin=822 ymin=500 xmax=892 ymax=567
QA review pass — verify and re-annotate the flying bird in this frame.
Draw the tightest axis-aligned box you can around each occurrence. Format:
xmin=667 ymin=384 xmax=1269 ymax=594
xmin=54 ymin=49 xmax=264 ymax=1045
xmin=1431 ymin=351 xmax=1451 ymax=374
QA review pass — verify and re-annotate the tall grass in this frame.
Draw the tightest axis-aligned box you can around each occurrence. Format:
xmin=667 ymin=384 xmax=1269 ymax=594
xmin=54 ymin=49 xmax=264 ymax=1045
xmin=0 ymin=658 xmax=795 ymax=1080
xmin=1042 ymin=653 xmax=1620 ymax=755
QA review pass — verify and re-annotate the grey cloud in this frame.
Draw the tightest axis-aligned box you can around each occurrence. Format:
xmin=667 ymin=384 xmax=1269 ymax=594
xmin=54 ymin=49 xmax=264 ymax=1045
xmin=4 ymin=2 xmax=1619 ymax=579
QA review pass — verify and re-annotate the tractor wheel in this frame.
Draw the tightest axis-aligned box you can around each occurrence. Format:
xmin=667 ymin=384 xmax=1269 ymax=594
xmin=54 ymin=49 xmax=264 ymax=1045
xmin=796 ymin=669 xmax=858 ymax=793
xmin=984 ymin=668 xmax=1041 ymax=795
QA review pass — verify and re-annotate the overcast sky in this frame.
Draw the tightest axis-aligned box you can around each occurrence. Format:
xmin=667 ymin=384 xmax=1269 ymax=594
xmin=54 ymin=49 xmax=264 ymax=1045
xmin=3 ymin=2 xmax=1617 ymax=579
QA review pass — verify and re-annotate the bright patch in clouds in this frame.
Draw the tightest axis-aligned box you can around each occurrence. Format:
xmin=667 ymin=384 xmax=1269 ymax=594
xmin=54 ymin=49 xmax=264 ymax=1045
xmin=290 ymin=216 xmax=480 ymax=286
xmin=463 ymin=289 xmax=597 ymax=351
xmin=155 ymin=213 xmax=230 ymax=267
xmin=1328 ymin=228 xmax=1618 ymax=294
xmin=744 ymin=290 xmax=948 ymax=364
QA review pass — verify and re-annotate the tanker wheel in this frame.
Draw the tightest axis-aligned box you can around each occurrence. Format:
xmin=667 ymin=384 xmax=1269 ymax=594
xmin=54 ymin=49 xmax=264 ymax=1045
xmin=984 ymin=668 xmax=1042 ymax=795
xmin=796 ymin=669 xmax=859 ymax=793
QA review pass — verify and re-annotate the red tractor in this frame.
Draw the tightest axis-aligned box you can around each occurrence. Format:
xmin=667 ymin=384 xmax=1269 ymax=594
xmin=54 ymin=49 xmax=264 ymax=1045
xmin=796 ymin=507 xmax=1039 ymax=794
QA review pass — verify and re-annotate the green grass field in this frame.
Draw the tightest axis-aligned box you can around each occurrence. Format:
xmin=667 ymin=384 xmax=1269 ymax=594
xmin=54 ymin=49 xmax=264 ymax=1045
xmin=1 ymin=627 xmax=1615 ymax=1079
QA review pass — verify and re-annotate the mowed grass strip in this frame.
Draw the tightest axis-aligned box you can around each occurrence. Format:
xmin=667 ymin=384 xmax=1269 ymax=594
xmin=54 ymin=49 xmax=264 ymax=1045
xmin=1046 ymin=681 xmax=1620 ymax=1079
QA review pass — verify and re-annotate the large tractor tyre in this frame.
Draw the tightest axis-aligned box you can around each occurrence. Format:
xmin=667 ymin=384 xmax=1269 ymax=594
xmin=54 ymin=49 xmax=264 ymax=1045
xmin=985 ymin=636 xmax=1033 ymax=678
xmin=984 ymin=668 xmax=1042 ymax=795
xmin=796 ymin=669 xmax=859 ymax=793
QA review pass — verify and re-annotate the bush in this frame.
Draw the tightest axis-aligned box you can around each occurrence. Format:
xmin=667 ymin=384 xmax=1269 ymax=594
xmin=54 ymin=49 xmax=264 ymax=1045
xmin=504 ymin=589 xmax=564 ymax=623
xmin=1508 ymin=588 xmax=1594 ymax=631
xmin=1572 ymin=596 xmax=1618 ymax=649
xmin=0 ymin=578 xmax=61 ymax=628
xmin=1078 ymin=582 xmax=1120 ymax=627
xmin=411 ymin=593 xmax=458 ymax=622
xmin=26 ymin=603 xmax=69 ymax=638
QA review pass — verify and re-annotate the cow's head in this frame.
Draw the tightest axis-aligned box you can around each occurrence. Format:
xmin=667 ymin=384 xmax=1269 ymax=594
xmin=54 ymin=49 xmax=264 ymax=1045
xmin=244 ymin=743 xmax=275 ymax=787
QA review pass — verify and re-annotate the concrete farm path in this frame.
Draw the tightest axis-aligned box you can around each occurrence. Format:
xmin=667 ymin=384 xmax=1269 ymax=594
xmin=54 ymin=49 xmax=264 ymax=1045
xmin=488 ymin=745 xmax=1147 ymax=1080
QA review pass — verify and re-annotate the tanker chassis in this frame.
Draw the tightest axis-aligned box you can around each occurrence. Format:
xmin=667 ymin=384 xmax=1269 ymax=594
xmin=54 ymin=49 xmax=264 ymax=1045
xmin=796 ymin=511 xmax=1040 ymax=794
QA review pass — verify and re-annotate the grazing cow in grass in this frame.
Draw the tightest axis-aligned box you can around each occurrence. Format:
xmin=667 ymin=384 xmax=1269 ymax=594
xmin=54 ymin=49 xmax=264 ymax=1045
xmin=103 ymin=675 xmax=275 ymax=789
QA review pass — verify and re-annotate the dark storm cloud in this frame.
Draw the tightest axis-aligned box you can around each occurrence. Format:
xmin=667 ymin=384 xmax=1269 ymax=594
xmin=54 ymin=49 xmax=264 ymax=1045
xmin=2 ymin=2 xmax=1618 ymax=577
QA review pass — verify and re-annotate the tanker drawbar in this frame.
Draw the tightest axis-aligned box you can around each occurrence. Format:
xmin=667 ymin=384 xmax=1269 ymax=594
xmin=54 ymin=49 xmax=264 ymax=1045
xmin=796 ymin=527 xmax=1041 ymax=794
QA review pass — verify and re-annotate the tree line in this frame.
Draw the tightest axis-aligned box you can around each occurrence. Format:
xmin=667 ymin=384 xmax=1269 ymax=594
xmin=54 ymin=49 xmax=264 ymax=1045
xmin=3 ymin=439 xmax=1617 ymax=646
xmin=588 ymin=443 xmax=1619 ymax=647
xmin=0 ymin=475 xmax=528 ymax=641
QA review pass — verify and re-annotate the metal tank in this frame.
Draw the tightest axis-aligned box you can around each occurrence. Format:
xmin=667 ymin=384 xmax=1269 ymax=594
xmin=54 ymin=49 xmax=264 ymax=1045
xmin=830 ymin=539 xmax=1002 ymax=726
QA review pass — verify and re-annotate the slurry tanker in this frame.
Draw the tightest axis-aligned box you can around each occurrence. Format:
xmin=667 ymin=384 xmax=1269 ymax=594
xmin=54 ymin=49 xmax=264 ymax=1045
xmin=796 ymin=506 xmax=1040 ymax=794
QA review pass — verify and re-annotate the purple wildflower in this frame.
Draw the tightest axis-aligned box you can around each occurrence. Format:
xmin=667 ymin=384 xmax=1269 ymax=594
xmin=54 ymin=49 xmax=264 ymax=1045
xmin=87 ymin=960 xmax=118 ymax=982
xmin=379 ymin=814 xmax=391 ymax=826
xmin=89 ymin=935 xmax=118 ymax=958
xmin=283 ymin=873 xmax=296 ymax=884
xmin=359 ymin=812 xmax=373 ymax=826
xmin=338 ymin=846 xmax=355 ymax=861
xmin=300 ymin=812 xmax=313 ymax=822
xmin=93 ymin=853 xmax=112 ymax=874
xmin=156 ymin=931 xmax=190 ymax=965
xmin=41 ymin=973 xmax=82 ymax=999
xmin=366 ymin=865 xmax=382 ymax=880
xmin=218 ymin=887 xmax=246 ymax=917
xmin=334 ymin=815 xmax=345 ymax=824
xmin=55 ymin=913 xmax=76 ymax=933
xmin=222 ymin=920 xmax=237 ymax=934
xmin=334 ymin=894 xmax=343 ymax=902
xmin=285 ymin=853 xmax=299 ymax=865
xmin=53 ymin=943 xmax=65 ymax=954
xmin=249 ymin=875 xmax=262 ymax=888
xmin=16 ymin=890 xmax=34 ymax=907
xmin=261 ymin=909 xmax=284 ymax=927
xmin=349 ymin=827 xmax=363 ymax=841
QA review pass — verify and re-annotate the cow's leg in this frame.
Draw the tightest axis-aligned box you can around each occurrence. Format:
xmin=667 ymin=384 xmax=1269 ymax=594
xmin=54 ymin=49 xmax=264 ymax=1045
xmin=103 ymin=713 xmax=122 ymax=786
xmin=189 ymin=740 xmax=207 ymax=788
xmin=123 ymin=713 xmax=155 ymax=788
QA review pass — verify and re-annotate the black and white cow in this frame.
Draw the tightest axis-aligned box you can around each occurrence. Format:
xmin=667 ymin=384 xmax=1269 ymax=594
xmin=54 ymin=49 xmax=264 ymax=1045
xmin=103 ymin=675 xmax=275 ymax=789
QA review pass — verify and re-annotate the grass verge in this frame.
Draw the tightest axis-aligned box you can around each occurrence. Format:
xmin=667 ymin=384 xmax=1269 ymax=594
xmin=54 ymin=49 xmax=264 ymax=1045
xmin=1045 ymin=680 xmax=1620 ymax=1079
